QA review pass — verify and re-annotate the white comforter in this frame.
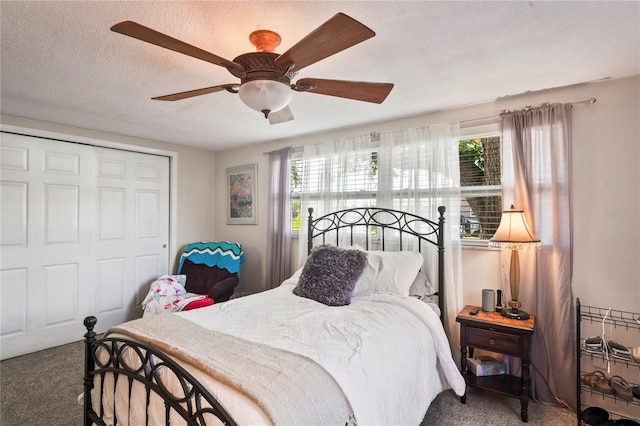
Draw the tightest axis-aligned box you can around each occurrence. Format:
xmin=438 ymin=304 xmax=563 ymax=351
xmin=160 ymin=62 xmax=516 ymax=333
xmin=175 ymin=272 xmax=465 ymax=425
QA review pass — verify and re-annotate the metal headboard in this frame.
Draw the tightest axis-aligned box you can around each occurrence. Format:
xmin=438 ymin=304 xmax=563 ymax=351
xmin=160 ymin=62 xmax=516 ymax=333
xmin=307 ymin=206 xmax=446 ymax=321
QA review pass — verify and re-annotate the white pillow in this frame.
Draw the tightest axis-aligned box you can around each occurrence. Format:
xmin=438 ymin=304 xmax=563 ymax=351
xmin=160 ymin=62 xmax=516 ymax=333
xmin=324 ymin=245 xmax=424 ymax=298
xmin=351 ymin=252 xmax=382 ymax=298
xmin=281 ymin=267 xmax=304 ymax=286
xmin=368 ymin=250 xmax=424 ymax=297
xmin=409 ymin=273 xmax=437 ymax=297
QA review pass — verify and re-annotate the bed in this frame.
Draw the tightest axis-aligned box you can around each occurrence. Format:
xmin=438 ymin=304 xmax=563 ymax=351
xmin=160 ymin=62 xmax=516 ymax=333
xmin=82 ymin=207 xmax=465 ymax=426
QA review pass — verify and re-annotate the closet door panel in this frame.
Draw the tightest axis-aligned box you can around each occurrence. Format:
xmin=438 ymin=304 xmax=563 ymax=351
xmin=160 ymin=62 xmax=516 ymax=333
xmin=0 ymin=132 xmax=170 ymax=359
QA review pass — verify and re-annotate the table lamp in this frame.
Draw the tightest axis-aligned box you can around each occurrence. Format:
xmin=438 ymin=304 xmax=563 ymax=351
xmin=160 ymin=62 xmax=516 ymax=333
xmin=489 ymin=205 xmax=541 ymax=320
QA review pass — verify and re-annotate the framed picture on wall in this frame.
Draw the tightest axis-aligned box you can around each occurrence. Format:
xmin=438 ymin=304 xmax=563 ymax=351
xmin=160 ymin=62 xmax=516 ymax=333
xmin=227 ymin=164 xmax=258 ymax=225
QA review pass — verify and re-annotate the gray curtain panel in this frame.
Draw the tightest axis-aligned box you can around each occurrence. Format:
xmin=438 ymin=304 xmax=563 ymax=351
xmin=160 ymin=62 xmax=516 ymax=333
xmin=267 ymin=147 xmax=292 ymax=289
xmin=500 ymin=103 xmax=575 ymax=408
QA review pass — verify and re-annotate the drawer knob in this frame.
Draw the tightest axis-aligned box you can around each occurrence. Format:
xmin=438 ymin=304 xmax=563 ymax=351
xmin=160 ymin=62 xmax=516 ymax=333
xmin=488 ymin=338 xmax=496 ymax=345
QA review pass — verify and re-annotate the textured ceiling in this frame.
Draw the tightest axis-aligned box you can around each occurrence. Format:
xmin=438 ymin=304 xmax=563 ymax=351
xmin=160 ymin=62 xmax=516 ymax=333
xmin=1 ymin=1 xmax=638 ymax=151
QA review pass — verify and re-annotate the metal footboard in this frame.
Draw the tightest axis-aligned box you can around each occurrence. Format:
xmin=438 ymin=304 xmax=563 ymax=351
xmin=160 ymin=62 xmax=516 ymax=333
xmin=83 ymin=316 xmax=237 ymax=426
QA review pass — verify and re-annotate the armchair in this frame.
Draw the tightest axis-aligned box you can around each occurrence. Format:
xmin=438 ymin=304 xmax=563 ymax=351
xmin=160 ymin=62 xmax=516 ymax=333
xmin=177 ymin=241 xmax=245 ymax=303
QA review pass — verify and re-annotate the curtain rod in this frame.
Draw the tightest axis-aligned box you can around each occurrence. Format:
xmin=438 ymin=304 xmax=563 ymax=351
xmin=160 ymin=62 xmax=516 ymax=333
xmin=459 ymin=97 xmax=597 ymax=124
xmin=262 ymin=97 xmax=597 ymax=148
xmin=262 ymin=146 xmax=292 ymax=155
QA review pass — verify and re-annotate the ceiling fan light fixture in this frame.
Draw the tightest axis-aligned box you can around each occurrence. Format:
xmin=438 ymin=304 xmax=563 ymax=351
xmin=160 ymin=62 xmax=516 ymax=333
xmin=238 ymin=79 xmax=293 ymax=118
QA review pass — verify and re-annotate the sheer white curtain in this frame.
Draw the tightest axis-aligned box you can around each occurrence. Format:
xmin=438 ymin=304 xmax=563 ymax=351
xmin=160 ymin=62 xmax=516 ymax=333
xmin=297 ymin=124 xmax=463 ymax=349
xmin=500 ymin=103 xmax=574 ymax=408
xmin=298 ymin=134 xmax=376 ymax=261
xmin=377 ymin=124 xmax=463 ymax=350
xmin=266 ymin=147 xmax=291 ymax=288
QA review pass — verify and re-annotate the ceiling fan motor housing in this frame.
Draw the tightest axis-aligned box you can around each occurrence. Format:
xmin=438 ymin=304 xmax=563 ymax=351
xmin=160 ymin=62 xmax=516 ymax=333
xmin=232 ymin=52 xmax=293 ymax=117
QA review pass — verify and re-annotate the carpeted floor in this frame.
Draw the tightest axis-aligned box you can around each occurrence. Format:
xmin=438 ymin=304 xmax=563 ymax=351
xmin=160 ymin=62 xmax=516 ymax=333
xmin=1 ymin=339 xmax=84 ymax=425
xmin=1 ymin=339 xmax=577 ymax=425
xmin=422 ymin=387 xmax=577 ymax=425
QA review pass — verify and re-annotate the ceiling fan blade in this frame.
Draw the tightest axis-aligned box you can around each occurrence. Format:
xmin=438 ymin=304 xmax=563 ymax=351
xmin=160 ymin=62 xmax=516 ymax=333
xmin=268 ymin=105 xmax=294 ymax=124
xmin=111 ymin=21 xmax=243 ymax=71
xmin=274 ymin=13 xmax=374 ymax=72
xmin=295 ymin=78 xmax=393 ymax=103
xmin=152 ymin=84 xmax=239 ymax=101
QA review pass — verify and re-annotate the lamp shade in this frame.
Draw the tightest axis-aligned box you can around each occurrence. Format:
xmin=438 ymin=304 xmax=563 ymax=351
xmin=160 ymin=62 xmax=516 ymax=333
xmin=238 ymin=79 xmax=293 ymax=116
xmin=489 ymin=205 xmax=540 ymax=247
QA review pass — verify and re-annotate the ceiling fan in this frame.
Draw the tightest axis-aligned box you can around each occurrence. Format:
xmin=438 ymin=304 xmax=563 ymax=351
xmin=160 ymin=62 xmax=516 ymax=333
xmin=110 ymin=13 xmax=394 ymax=124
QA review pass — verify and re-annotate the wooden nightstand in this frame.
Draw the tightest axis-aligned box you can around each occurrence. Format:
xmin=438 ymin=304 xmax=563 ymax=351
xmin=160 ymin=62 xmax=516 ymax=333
xmin=456 ymin=305 xmax=535 ymax=422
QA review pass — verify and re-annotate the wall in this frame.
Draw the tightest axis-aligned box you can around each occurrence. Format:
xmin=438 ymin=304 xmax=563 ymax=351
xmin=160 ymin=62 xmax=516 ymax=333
xmin=0 ymin=114 xmax=218 ymax=272
xmin=215 ymin=75 xmax=640 ymax=313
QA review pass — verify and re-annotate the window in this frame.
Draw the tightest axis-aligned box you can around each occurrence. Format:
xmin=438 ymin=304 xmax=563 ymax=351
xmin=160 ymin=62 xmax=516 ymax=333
xmin=459 ymin=136 xmax=502 ymax=242
xmin=290 ymin=148 xmax=378 ymax=232
xmin=291 ymin=134 xmax=503 ymax=243
xmin=291 ymin=152 xmax=302 ymax=231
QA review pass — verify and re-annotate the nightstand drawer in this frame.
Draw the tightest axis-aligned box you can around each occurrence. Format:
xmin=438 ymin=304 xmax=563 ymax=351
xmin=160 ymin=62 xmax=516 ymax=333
xmin=466 ymin=327 xmax=522 ymax=355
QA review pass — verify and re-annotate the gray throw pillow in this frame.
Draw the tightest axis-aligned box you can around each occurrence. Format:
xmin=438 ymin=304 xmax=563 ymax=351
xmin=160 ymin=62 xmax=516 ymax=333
xmin=293 ymin=245 xmax=368 ymax=306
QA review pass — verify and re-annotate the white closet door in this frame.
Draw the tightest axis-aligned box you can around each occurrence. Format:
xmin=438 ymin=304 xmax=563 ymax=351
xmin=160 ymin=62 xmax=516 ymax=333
xmin=0 ymin=132 xmax=170 ymax=359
